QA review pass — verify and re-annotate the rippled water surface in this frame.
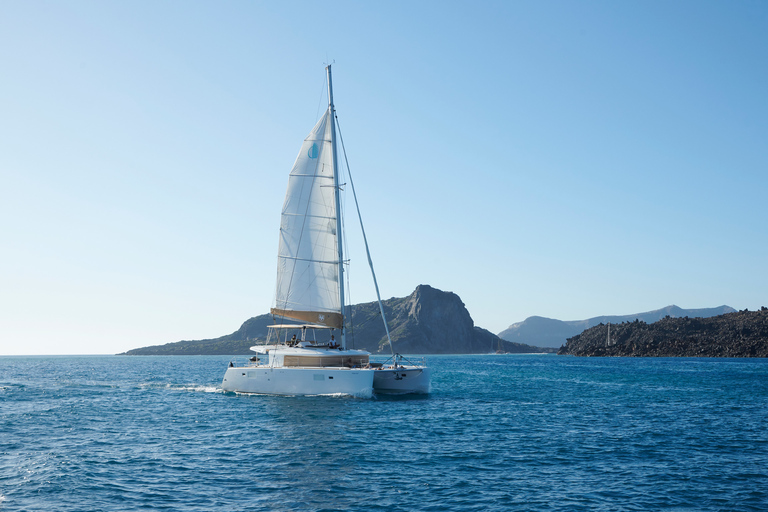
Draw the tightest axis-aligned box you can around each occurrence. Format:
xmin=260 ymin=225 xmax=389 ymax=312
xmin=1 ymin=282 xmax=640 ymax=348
xmin=1 ymin=355 xmax=767 ymax=511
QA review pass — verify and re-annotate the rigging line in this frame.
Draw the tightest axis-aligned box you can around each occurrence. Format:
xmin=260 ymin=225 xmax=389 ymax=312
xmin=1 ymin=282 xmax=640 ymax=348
xmin=344 ymin=223 xmax=355 ymax=349
xmin=340 ymin=137 xmax=357 ymax=349
xmin=290 ymin=173 xmax=334 ymax=178
xmin=282 ymin=267 xmax=335 ymax=313
xmin=315 ymin=75 xmax=327 ymax=124
xmin=282 ymin=212 xmax=336 ymax=220
xmin=335 ymin=133 xmax=352 ymax=345
xmin=335 ymin=115 xmax=395 ymax=355
xmin=278 ymin=255 xmax=340 ymax=265
xmin=347 ymin=308 xmax=385 ymax=333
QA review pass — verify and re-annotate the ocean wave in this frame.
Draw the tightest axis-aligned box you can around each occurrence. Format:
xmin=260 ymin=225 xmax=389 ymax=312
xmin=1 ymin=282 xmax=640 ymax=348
xmin=3 ymin=354 xmax=767 ymax=511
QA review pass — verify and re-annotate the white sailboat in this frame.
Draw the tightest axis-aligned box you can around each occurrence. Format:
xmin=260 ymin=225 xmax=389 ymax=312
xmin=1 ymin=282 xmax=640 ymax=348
xmin=221 ymin=65 xmax=429 ymax=396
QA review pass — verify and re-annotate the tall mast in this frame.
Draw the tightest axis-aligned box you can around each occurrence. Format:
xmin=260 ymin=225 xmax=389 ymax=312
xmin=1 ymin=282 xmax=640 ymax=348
xmin=327 ymin=64 xmax=346 ymax=349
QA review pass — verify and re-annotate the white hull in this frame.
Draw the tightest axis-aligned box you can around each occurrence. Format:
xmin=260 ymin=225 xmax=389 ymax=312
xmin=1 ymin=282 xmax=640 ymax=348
xmin=222 ymin=365 xmax=374 ymax=398
xmin=373 ymin=366 xmax=431 ymax=394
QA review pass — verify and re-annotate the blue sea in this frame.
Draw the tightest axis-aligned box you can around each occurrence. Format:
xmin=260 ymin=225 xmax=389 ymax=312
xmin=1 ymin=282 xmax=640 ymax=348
xmin=1 ymin=355 xmax=767 ymax=511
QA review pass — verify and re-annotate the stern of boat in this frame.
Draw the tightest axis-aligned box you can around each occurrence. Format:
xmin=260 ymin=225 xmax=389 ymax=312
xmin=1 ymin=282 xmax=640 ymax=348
xmin=373 ymin=366 xmax=431 ymax=394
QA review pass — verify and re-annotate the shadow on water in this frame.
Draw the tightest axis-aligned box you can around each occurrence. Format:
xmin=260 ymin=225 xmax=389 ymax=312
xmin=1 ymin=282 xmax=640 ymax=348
xmin=373 ymin=393 xmax=431 ymax=402
xmin=221 ymin=388 xmax=432 ymax=402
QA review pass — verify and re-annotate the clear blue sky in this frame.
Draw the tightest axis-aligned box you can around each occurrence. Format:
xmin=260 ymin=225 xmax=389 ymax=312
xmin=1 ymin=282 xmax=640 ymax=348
xmin=2 ymin=1 xmax=766 ymax=355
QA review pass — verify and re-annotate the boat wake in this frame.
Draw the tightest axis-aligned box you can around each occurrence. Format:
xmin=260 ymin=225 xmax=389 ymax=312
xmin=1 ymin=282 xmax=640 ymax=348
xmin=171 ymin=384 xmax=222 ymax=394
xmin=137 ymin=382 xmax=223 ymax=394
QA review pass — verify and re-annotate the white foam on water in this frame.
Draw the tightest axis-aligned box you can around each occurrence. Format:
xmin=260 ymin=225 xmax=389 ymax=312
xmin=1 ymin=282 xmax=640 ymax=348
xmin=170 ymin=384 xmax=223 ymax=394
xmin=136 ymin=382 xmax=223 ymax=393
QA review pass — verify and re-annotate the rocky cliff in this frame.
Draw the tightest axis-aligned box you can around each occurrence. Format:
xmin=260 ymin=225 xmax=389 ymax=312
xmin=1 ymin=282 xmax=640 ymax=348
xmin=121 ymin=285 xmax=551 ymax=355
xmin=558 ymin=308 xmax=768 ymax=357
xmin=350 ymin=285 xmax=504 ymax=354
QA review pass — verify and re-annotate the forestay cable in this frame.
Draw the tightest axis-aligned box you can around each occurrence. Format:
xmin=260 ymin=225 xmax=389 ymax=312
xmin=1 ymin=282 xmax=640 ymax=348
xmin=335 ymin=116 xmax=395 ymax=355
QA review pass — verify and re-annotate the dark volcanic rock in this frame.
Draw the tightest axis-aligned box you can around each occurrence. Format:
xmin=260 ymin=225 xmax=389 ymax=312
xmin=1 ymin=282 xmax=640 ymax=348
xmin=558 ymin=308 xmax=768 ymax=357
xmin=121 ymin=284 xmax=552 ymax=355
xmin=499 ymin=305 xmax=736 ymax=348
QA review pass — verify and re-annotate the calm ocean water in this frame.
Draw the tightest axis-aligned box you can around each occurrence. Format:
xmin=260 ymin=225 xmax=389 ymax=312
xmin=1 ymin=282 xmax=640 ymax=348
xmin=1 ymin=354 xmax=766 ymax=511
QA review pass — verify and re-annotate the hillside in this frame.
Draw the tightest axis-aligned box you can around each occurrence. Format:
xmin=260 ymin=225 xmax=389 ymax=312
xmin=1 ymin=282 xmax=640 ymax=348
xmin=558 ymin=308 xmax=768 ymax=357
xmin=499 ymin=305 xmax=736 ymax=348
xmin=120 ymin=285 xmax=553 ymax=355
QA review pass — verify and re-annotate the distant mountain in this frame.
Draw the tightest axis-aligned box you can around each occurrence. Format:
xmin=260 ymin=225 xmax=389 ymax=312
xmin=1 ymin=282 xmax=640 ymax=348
xmin=120 ymin=285 xmax=553 ymax=355
xmin=498 ymin=305 xmax=736 ymax=349
xmin=559 ymin=308 xmax=768 ymax=357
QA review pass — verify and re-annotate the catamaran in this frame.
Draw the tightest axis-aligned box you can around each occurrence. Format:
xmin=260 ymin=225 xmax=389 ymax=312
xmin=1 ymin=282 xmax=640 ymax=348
xmin=221 ymin=65 xmax=429 ymax=396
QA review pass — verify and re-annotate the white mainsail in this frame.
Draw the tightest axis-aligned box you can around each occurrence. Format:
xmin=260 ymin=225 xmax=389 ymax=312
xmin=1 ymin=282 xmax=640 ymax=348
xmin=271 ymin=108 xmax=343 ymax=329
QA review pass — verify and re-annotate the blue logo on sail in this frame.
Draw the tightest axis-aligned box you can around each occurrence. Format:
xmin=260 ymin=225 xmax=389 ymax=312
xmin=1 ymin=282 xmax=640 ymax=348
xmin=308 ymin=143 xmax=319 ymax=159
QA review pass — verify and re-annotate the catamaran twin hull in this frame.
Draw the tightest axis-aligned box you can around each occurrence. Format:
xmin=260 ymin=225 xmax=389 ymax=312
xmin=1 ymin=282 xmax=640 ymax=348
xmin=221 ymin=364 xmax=431 ymax=397
xmin=221 ymin=366 xmax=374 ymax=398
xmin=372 ymin=367 xmax=431 ymax=394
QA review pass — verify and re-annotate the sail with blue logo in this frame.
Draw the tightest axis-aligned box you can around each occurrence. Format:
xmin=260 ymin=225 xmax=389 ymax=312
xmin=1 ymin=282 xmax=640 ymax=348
xmin=271 ymin=108 xmax=343 ymax=328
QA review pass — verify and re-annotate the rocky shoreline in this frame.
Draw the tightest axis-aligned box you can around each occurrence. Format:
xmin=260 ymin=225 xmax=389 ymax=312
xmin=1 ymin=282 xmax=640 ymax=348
xmin=558 ymin=308 xmax=768 ymax=357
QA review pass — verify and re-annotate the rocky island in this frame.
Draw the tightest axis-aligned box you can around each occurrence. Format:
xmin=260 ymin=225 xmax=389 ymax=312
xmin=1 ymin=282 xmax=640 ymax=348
xmin=121 ymin=285 xmax=554 ymax=356
xmin=558 ymin=307 xmax=768 ymax=357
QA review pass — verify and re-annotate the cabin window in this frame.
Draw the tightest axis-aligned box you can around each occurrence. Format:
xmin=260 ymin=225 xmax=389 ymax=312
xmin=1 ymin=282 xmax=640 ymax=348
xmin=282 ymin=355 xmax=370 ymax=367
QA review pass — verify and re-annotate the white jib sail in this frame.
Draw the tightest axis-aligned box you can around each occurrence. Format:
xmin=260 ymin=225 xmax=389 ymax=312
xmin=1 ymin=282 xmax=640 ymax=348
xmin=272 ymin=108 xmax=342 ymax=328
